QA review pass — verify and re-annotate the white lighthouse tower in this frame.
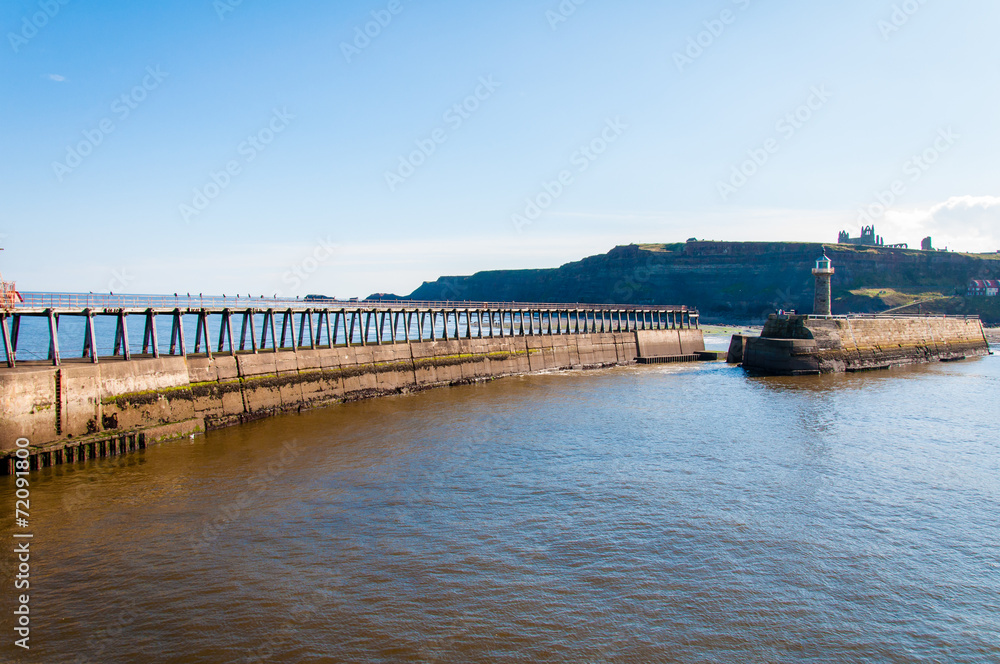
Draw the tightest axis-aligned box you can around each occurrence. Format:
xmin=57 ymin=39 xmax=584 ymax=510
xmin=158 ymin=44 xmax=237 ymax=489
xmin=812 ymin=253 xmax=834 ymax=316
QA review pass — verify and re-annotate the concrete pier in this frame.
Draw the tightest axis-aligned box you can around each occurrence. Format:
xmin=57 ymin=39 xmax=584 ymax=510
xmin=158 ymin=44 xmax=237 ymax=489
xmin=1 ymin=294 xmax=704 ymax=472
xmin=736 ymin=314 xmax=990 ymax=375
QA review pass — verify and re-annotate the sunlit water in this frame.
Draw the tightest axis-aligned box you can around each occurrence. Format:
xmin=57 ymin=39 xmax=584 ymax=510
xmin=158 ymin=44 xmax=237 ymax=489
xmin=3 ymin=336 xmax=998 ymax=663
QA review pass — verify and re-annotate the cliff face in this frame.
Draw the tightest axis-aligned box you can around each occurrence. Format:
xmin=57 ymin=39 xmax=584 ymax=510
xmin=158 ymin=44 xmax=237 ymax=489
xmin=406 ymin=242 xmax=1000 ymax=322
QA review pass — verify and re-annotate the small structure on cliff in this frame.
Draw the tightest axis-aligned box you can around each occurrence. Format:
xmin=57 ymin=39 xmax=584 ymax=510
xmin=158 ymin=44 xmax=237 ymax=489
xmin=812 ymin=253 xmax=834 ymax=316
xmin=838 ymin=226 xmax=908 ymax=249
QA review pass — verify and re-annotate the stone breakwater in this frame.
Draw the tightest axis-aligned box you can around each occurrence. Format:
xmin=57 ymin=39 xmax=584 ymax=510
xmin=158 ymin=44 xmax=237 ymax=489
xmin=735 ymin=315 xmax=989 ymax=375
xmin=0 ymin=329 xmax=703 ymax=471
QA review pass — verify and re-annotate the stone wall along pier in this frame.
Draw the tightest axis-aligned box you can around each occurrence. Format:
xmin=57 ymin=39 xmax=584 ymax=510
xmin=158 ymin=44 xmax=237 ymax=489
xmin=0 ymin=297 xmax=704 ymax=472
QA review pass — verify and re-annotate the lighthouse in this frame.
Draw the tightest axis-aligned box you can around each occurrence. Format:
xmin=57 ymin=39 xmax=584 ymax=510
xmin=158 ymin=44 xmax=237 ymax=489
xmin=812 ymin=253 xmax=834 ymax=316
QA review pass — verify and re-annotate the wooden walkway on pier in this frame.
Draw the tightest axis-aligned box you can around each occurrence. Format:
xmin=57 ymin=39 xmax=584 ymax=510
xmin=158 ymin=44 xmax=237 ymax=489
xmin=1 ymin=293 xmax=698 ymax=368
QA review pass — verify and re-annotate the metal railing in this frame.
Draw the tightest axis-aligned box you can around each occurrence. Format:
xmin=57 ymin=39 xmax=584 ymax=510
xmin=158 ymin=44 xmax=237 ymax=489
xmin=14 ymin=292 xmax=693 ymax=313
xmin=784 ymin=313 xmax=982 ymax=321
xmin=1 ymin=294 xmax=700 ymax=368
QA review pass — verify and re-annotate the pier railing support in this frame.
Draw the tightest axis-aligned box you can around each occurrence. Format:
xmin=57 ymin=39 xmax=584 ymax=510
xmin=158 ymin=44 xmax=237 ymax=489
xmin=1 ymin=314 xmax=14 ymax=368
xmin=0 ymin=302 xmax=700 ymax=367
xmin=113 ymin=311 xmax=129 ymax=361
xmin=169 ymin=309 xmax=186 ymax=357
xmin=82 ymin=309 xmax=98 ymax=363
xmin=142 ymin=309 xmax=160 ymax=358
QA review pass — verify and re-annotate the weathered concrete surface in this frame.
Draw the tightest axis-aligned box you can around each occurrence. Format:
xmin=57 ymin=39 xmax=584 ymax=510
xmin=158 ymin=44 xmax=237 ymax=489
xmin=635 ymin=329 xmax=706 ymax=358
xmin=726 ymin=335 xmax=749 ymax=364
xmin=1 ymin=331 xmax=666 ymax=466
xmin=0 ymin=366 xmax=58 ymax=446
xmin=742 ymin=315 xmax=990 ymax=375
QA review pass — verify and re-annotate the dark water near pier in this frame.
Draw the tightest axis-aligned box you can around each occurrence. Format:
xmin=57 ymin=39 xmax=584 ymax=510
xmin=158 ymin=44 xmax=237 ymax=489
xmin=4 ymin=336 xmax=999 ymax=663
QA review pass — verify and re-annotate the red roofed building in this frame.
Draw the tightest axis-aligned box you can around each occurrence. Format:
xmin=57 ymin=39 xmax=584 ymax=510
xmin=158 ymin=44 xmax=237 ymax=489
xmin=968 ymin=279 xmax=1000 ymax=296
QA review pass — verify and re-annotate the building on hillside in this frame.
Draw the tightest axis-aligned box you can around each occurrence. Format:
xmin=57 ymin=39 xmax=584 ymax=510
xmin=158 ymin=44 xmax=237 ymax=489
xmin=921 ymin=237 xmax=933 ymax=251
xmin=837 ymin=225 xmax=908 ymax=249
xmin=968 ymin=280 xmax=1000 ymax=297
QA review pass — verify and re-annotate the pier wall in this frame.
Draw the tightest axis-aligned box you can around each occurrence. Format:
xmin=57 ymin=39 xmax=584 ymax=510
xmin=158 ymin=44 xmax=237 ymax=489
xmin=1 ymin=330 xmax=695 ymax=467
xmin=634 ymin=328 xmax=704 ymax=358
xmin=741 ymin=315 xmax=989 ymax=375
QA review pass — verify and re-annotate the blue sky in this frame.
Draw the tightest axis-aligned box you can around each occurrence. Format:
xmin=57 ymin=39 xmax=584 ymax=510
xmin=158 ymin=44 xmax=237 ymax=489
xmin=3 ymin=0 xmax=999 ymax=297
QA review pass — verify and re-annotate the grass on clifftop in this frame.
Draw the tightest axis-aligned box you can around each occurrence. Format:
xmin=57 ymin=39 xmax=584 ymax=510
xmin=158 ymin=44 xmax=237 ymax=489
xmin=847 ymin=287 xmax=953 ymax=309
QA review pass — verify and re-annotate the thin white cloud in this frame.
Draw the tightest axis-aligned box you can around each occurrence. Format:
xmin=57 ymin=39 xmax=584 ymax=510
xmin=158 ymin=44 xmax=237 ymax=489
xmin=47 ymin=74 xmax=66 ymax=82
xmin=882 ymin=196 xmax=1000 ymax=252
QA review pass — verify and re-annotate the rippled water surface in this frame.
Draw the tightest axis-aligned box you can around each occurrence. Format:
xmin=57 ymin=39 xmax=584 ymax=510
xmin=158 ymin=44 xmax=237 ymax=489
xmin=4 ymin=338 xmax=999 ymax=663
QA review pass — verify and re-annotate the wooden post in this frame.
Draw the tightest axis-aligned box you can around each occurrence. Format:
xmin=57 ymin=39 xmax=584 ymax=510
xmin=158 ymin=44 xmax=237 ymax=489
xmin=143 ymin=309 xmax=159 ymax=357
xmin=44 ymin=310 xmax=61 ymax=366
xmin=336 ymin=309 xmax=346 ymax=347
xmin=10 ymin=315 xmax=20 ymax=356
xmin=218 ymin=311 xmax=227 ymax=353
xmin=324 ymin=309 xmax=333 ymax=348
xmin=239 ymin=311 xmax=250 ymax=351
xmin=82 ymin=309 xmax=99 ymax=363
xmin=113 ymin=311 xmax=130 ymax=360
xmin=259 ymin=311 xmax=271 ymax=351
xmin=194 ymin=312 xmax=204 ymax=354
xmin=330 ymin=310 xmax=340 ymax=346
xmin=267 ymin=311 xmax=277 ymax=351
xmin=170 ymin=309 xmax=186 ymax=356
xmin=1 ymin=314 xmax=14 ymax=368
xmin=219 ymin=310 xmax=235 ymax=354
xmin=280 ymin=310 xmax=293 ymax=350
xmin=248 ymin=310 xmax=258 ymax=353
xmin=373 ymin=310 xmax=383 ymax=345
